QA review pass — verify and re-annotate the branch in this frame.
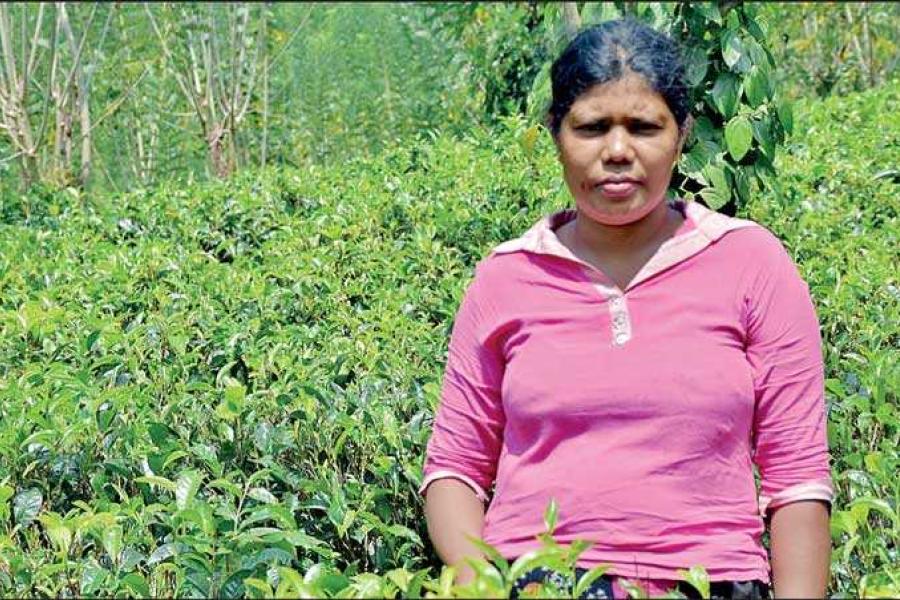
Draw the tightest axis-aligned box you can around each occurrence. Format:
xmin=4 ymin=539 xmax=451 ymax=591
xmin=0 ymin=4 xmax=20 ymax=95
xmin=0 ymin=148 xmax=25 ymax=165
xmin=144 ymin=2 xmax=206 ymax=131
xmin=235 ymin=4 xmax=263 ymax=125
xmin=266 ymin=4 xmax=313 ymax=72
xmin=83 ymin=63 xmax=150 ymax=134
xmin=25 ymin=3 xmax=46 ymax=80
xmin=32 ymin=3 xmax=58 ymax=152
xmin=56 ymin=2 xmax=99 ymax=112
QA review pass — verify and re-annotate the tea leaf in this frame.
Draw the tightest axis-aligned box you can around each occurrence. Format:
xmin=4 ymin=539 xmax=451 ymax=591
xmin=13 ymin=488 xmax=42 ymax=526
xmin=543 ymin=497 xmax=559 ymax=534
xmin=574 ymin=564 xmax=611 ymax=598
xmin=175 ymin=470 xmax=203 ymax=510
xmin=676 ymin=566 xmax=710 ymax=598
xmin=102 ymin=525 xmax=123 ymax=564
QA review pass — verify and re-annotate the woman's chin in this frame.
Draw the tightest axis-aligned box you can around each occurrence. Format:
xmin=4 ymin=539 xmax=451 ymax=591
xmin=584 ymin=195 xmax=641 ymax=215
xmin=576 ymin=193 xmax=666 ymax=226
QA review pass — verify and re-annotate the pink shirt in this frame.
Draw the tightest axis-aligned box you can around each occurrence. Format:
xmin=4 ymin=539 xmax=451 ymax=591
xmin=420 ymin=199 xmax=833 ymax=584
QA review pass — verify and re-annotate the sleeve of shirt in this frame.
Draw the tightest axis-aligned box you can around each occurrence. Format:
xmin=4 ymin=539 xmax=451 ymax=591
xmin=743 ymin=229 xmax=834 ymax=519
xmin=418 ymin=262 xmax=506 ymax=503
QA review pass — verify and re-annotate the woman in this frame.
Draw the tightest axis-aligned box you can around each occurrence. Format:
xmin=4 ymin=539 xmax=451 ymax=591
xmin=420 ymin=19 xmax=832 ymax=599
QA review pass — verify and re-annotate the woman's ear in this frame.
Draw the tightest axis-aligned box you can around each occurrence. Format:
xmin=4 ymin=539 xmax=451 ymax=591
xmin=675 ymin=114 xmax=694 ymax=157
xmin=544 ymin=112 xmax=560 ymax=152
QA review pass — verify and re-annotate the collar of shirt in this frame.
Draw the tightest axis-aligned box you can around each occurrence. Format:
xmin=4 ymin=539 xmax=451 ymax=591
xmin=489 ymin=198 xmax=758 ymax=293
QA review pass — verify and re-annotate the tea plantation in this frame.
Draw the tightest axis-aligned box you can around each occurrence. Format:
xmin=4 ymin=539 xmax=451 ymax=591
xmin=0 ymin=85 xmax=897 ymax=597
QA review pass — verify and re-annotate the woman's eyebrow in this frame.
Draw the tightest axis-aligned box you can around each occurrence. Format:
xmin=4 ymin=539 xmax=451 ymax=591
xmin=571 ymin=112 xmax=665 ymax=125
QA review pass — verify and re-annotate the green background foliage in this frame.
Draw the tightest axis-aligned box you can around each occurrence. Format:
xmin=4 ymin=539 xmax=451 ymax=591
xmin=0 ymin=2 xmax=897 ymax=597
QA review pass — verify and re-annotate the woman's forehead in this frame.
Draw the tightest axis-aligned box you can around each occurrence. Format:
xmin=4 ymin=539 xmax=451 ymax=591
xmin=567 ymin=74 xmax=672 ymax=120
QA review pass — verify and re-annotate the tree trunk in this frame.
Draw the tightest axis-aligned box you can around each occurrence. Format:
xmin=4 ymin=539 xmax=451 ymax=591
xmin=561 ymin=2 xmax=581 ymax=41
xmin=79 ymin=78 xmax=91 ymax=188
xmin=860 ymin=4 xmax=875 ymax=87
xmin=19 ymin=153 xmax=39 ymax=192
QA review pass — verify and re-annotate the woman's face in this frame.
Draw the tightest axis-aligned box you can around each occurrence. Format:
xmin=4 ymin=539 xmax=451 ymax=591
xmin=555 ymin=72 xmax=686 ymax=225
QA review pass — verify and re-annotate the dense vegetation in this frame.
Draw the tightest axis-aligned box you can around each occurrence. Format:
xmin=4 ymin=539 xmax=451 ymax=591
xmin=0 ymin=2 xmax=897 ymax=598
xmin=2 ymin=3 xmax=896 ymax=204
xmin=1 ymin=76 xmax=897 ymax=597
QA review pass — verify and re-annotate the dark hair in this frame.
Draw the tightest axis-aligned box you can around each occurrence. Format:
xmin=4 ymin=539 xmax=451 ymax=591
xmin=547 ymin=18 xmax=689 ymax=136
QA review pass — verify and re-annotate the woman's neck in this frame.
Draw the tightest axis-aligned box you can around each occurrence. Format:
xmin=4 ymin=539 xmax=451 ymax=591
xmin=565 ymin=200 xmax=684 ymax=261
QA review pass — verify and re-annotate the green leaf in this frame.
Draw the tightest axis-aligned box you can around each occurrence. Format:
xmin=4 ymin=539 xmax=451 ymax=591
xmin=543 ymin=497 xmax=559 ymax=534
xmin=726 ymin=8 xmax=740 ymax=30
xmin=386 ymin=523 xmax=423 ymax=546
xmin=243 ymin=578 xmax=273 ymax=599
xmin=683 ymin=46 xmax=709 ymax=87
xmin=385 ymin=568 xmax=413 ymax=594
xmin=180 ymin=501 xmax=216 ymax=535
xmin=691 ymin=3 xmax=721 ymax=25
xmin=676 ymin=565 xmax=710 ymax=598
xmin=619 ymin=577 xmax=649 ymax=598
xmin=750 ymin=116 xmax=775 ymax=160
xmin=438 ymin=566 xmax=456 ymax=597
xmin=221 ymin=569 xmax=251 ymax=599
xmin=776 ymin=99 xmax=793 ymax=136
xmin=831 ymin=510 xmax=858 ymax=537
xmin=733 ymin=168 xmax=752 ymax=205
xmin=208 ymin=478 xmax=242 ymax=499
xmin=303 ymin=563 xmax=351 ymax=595
xmin=848 ymin=497 xmax=898 ymax=526
xmin=725 ymin=116 xmax=753 ymax=161
xmin=120 ymin=573 xmax=151 ymax=598
xmin=744 ymin=66 xmax=770 ymax=108
xmin=13 ymin=488 xmax=42 ymax=526
xmin=704 ymin=164 xmax=729 ymax=192
xmin=248 ymin=487 xmax=278 ymax=505
xmin=147 ymin=543 xmax=177 ymax=565
xmin=175 ymin=469 xmax=203 ymax=510
xmin=162 ymin=450 xmax=190 ymax=471
xmin=580 ymin=2 xmax=621 ymax=25
xmin=575 ymin=564 xmax=612 ymax=598
xmin=564 ymin=538 xmax=594 ymax=564
xmin=134 ymin=475 xmax=176 ymax=492
xmin=700 ymin=186 xmax=731 ymax=210
xmin=243 ymin=504 xmax=297 ymax=529
xmin=275 ymin=567 xmax=308 ymax=597
xmin=102 ymin=525 xmax=123 ymax=564
xmin=721 ymin=30 xmax=743 ymax=69
xmin=463 ymin=534 xmax=508 ymax=576
xmin=0 ymin=484 xmax=14 ymax=523
xmin=148 ymin=422 xmax=176 ymax=446
xmin=710 ymin=73 xmax=740 ymax=119
xmin=80 ymin=561 xmax=108 ymax=594
xmin=217 ymin=380 xmax=246 ymax=420
xmin=349 ymin=573 xmax=384 ymax=599
xmin=280 ymin=533 xmax=335 ymax=559
xmin=38 ymin=512 xmax=72 ymax=555
xmin=744 ymin=15 xmax=767 ymax=42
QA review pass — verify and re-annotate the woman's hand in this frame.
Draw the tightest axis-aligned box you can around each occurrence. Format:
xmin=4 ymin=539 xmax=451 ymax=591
xmin=769 ymin=500 xmax=831 ymax=598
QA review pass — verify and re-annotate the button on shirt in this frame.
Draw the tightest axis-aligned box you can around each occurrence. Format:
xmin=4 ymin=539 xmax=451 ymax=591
xmin=420 ymin=199 xmax=833 ymax=584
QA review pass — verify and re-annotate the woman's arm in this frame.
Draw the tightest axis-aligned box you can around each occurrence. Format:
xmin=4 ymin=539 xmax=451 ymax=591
xmin=424 ymin=479 xmax=487 ymax=585
xmin=769 ymin=500 xmax=831 ymax=598
xmin=741 ymin=232 xmax=834 ymax=597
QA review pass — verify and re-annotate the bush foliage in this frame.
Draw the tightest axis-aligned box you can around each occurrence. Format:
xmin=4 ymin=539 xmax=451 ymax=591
xmin=0 ymin=81 xmax=897 ymax=598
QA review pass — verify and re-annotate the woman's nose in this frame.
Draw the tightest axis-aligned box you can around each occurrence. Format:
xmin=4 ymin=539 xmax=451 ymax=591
xmin=602 ymin=127 xmax=634 ymax=163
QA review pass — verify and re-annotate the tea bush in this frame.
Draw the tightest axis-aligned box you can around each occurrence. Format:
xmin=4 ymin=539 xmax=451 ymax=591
xmin=0 ymin=84 xmax=897 ymax=596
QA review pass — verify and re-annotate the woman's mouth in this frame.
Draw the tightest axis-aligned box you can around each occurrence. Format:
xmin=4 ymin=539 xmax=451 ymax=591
xmin=595 ymin=178 xmax=641 ymax=199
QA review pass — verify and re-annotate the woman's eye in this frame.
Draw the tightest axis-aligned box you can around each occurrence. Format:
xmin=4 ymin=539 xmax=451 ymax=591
xmin=576 ymin=121 xmax=660 ymax=134
xmin=580 ymin=122 xmax=609 ymax=133
xmin=630 ymin=121 xmax=661 ymax=134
